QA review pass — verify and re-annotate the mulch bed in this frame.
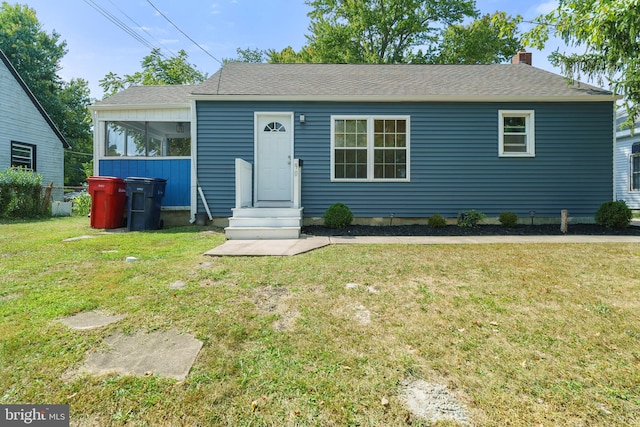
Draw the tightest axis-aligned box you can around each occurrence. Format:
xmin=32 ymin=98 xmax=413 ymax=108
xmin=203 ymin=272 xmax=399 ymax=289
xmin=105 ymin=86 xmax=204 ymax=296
xmin=302 ymin=223 xmax=640 ymax=237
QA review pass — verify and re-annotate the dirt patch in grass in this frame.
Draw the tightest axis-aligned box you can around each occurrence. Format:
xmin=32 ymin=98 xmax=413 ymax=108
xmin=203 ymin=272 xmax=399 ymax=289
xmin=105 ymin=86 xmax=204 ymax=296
xmin=252 ymin=286 xmax=300 ymax=331
xmin=400 ymin=378 xmax=471 ymax=425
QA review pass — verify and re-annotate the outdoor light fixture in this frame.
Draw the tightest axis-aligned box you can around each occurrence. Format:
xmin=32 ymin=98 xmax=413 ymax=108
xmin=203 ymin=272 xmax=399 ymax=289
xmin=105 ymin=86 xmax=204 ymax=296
xmin=299 ymin=114 xmax=305 ymax=123
xmin=176 ymin=122 xmax=184 ymax=133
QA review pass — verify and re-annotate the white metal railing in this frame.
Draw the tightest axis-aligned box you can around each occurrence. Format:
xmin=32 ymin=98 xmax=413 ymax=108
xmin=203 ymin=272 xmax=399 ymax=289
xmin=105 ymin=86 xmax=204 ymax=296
xmin=235 ymin=158 xmax=253 ymax=208
xmin=293 ymin=158 xmax=302 ymax=209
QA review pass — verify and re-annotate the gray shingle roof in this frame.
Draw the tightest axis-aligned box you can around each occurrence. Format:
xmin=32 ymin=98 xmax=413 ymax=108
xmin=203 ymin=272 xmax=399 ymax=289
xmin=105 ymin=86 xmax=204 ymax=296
xmin=194 ymin=62 xmax=613 ymax=98
xmin=92 ymin=62 xmax=614 ymax=107
xmin=92 ymin=84 xmax=194 ymax=106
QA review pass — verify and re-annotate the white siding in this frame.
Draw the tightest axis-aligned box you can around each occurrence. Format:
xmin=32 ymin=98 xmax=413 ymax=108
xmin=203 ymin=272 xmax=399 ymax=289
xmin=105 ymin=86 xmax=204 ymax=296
xmin=0 ymin=59 xmax=64 ymax=198
xmin=616 ymin=119 xmax=640 ymax=209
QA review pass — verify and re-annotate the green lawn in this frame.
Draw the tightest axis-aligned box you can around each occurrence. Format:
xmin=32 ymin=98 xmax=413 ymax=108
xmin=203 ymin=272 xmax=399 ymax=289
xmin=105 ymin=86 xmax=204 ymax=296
xmin=1 ymin=217 xmax=639 ymax=426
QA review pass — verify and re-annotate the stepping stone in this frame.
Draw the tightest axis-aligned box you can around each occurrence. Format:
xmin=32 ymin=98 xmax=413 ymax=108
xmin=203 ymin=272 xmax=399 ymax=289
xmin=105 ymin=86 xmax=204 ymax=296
xmin=62 ymin=235 xmax=96 ymax=242
xmin=58 ymin=311 xmax=125 ymax=330
xmin=79 ymin=329 xmax=203 ymax=381
xmin=169 ymin=280 xmax=187 ymax=290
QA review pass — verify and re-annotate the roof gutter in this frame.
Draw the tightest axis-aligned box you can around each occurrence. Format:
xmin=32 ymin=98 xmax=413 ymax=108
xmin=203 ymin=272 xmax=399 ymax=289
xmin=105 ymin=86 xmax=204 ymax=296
xmin=187 ymin=94 xmax=621 ymax=103
xmin=89 ymin=103 xmax=191 ymax=111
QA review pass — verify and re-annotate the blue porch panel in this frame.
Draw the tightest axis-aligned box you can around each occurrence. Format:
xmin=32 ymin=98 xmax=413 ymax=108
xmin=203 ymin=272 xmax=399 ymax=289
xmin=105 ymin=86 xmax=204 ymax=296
xmin=99 ymin=158 xmax=190 ymax=207
xmin=197 ymin=101 xmax=614 ymax=219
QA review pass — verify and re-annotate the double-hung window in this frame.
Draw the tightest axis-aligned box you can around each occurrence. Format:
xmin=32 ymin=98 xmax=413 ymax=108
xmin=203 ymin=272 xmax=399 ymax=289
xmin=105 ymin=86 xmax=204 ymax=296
xmin=11 ymin=141 xmax=36 ymax=170
xmin=499 ymin=110 xmax=535 ymax=157
xmin=331 ymin=116 xmax=410 ymax=181
xmin=631 ymin=142 xmax=640 ymax=191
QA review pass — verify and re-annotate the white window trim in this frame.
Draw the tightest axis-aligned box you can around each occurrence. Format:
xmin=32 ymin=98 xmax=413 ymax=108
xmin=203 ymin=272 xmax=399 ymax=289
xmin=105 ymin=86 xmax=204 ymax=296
xmin=630 ymin=152 xmax=640 ymax=192
xmin=11 ymin=141 xmax=36 ymax=170
xmin=499 ymin=110 xmax=535 ymax=157
xmin=103 ymin=121 xmax=192 ymax=158
xmin=330 ymin=115 xmax=410 ymax=182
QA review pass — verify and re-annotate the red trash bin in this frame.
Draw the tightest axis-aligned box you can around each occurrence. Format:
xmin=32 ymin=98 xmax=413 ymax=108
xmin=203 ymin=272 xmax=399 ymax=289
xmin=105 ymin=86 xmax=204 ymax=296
xmin=87 ymin=176 xmax=127 ymax=229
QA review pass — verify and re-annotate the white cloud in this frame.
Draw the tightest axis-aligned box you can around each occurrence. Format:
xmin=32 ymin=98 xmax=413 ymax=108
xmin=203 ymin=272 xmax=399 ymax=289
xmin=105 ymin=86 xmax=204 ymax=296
xmin=211 ymin=3 xmax=221 ymax=14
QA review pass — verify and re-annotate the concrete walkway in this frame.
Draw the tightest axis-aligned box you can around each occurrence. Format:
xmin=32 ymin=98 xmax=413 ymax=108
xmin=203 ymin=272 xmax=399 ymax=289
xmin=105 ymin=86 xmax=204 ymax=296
xmin=206 ymin=234 xmax=640 ymax=256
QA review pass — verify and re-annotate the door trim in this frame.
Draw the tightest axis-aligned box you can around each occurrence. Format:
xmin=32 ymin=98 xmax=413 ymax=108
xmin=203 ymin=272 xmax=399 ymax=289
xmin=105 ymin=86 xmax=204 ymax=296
xmin=254 ymin=112 xmax=294 ymax=207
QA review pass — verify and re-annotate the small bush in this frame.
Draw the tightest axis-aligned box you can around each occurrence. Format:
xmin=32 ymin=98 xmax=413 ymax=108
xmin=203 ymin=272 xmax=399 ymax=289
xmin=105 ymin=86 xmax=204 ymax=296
xmin=428 ymin=214 xmax=447 ymax=228
xmin=323 ymin=202 xmax=354 ymax=229
xmin=72 ymin=192 xmax=91 ymax=217
xmin=457 ymin=209 xmax=486 ymax=227
xmin=0 ymin=167 xmax=46 ymax=218
xmin=499 ymin=211 xmax=518 ymax=227
xmin=595 ymin=201 xmax=631 ymax=228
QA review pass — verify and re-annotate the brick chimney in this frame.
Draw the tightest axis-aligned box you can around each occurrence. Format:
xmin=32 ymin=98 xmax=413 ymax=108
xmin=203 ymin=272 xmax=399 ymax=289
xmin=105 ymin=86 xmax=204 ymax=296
xmin=511 ymin=50 xmax=532 ymax=66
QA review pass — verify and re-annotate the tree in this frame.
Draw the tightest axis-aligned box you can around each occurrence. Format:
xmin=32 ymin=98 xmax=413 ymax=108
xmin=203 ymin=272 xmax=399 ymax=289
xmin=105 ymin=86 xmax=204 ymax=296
xmin=0 ymin=2 xmax=93 ymax=186
xmin=0 ymin=2 xmax=66 ymax=128
xmin=525 ymin=0 xmax=639 ymax=127
xmin=224 ymin=47 xmax=266 ymax=64
xmin=267 ymin=46 xmax=316 ymax=63
xmin=59 ymin=78 xmax=93 ymax=186
xmin=100 ymin=48 xmax=207 ymax=97
xmin=304 ymin=0 xmax=477 ymax=63
xmin=433 ymin=12 xmax=522 ymax=64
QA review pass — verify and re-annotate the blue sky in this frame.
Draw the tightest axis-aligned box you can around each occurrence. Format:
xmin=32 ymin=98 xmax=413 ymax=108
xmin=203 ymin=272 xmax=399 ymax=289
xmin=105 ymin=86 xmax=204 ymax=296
xmin=19 ymin=0 xmax=563 ymax=99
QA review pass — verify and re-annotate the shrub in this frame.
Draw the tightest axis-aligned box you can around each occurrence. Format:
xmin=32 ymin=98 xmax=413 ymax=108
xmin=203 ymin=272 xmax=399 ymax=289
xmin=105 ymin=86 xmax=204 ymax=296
xmin=72 ymin=192 xmax=91 ymax=217
xmin=595 ymin=201 xmax=631 ymax=228
xmin=457 ymin=209 xmax=486 ymax=227
xmin=499 ymin=211 xmax=518 ymax=227
xmin=428 ymin=214 xmax=447 ymax=228
xmin=0 ymin=167 xmax=46 ymax=218
xmin=323 ymin=202 xmax=354 ymax=229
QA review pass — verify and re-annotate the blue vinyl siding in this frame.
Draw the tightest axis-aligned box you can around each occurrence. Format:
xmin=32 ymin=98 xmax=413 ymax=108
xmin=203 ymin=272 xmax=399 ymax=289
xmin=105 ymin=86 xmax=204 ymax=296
xmin=99 ymin=158 xmax=190 ymax=207
xmin=197 ymin=101 xmax=614 ymax=218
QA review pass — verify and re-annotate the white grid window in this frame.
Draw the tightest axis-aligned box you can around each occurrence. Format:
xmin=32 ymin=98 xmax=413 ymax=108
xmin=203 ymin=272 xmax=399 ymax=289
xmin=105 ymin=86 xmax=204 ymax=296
xmin=499 ymin=110 xmax=535 ymax=157
xmin=331 ymin=116 xmax=410 ymax=181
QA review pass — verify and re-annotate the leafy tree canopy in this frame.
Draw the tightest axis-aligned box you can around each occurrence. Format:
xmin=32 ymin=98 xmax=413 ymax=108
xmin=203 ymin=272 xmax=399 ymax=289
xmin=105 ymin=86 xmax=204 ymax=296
xmin=432 ymin=12 xmax=522 ymax=64
xmin=0 ymin=2 xmax=66 ymax=127
xmin=224 ymin=47 xmax=266 ymax=64
xmin=100 ymin=48 xmax=207 ymax=98
xmin=59 ymin=78 xmax=93 ymax=186
xmin=525 ymin=0 xmax=639 ymax=126
xmin=237 ymin=1 xmax=522 ymax=66
xmin=304 ymin=0 xmax=478 ymax=63
xmin=0 ymin=2 xmax=93 ymax=186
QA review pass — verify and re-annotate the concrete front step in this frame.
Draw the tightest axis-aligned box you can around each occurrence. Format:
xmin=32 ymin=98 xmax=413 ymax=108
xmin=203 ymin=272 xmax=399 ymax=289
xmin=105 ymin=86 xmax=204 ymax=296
xmin=226 ymin=207 xmax=303 ymax=240
xmin=228 ymin=216 xmax=303 ymax=228
xmin=231 ymin=207 xmax=303 ymax=218
xmin=224 ymin=226 xmax=301 ymax=240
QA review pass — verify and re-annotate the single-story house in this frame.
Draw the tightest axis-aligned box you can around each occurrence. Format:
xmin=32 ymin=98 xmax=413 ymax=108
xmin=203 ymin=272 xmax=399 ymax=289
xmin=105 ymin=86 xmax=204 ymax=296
xmin=90 ymin=53 xmax=618 ymax=238
xmin=1 ymin=48 xmax=69 ymax=200
xmin=615 ymin=110 xmax=640 ymax=210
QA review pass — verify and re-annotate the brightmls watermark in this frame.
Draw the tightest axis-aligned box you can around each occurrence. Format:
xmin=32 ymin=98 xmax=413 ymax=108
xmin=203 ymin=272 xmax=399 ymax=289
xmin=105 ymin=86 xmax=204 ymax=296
xmin=1 ymin=405 xmax=69 ymax=426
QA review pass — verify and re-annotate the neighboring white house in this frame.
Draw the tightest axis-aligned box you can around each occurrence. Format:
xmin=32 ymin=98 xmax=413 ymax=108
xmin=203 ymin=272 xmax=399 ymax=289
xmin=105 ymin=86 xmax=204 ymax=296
xmin=0 ymin=48 xmax=69 ymax=200
xmin=615 ymin=110 xmax=640 ymax=210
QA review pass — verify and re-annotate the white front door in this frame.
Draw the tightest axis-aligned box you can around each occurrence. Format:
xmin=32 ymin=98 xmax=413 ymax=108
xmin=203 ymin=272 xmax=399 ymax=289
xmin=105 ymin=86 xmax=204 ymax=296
xmin=255 ymin=113 xmax=293 ymax=206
